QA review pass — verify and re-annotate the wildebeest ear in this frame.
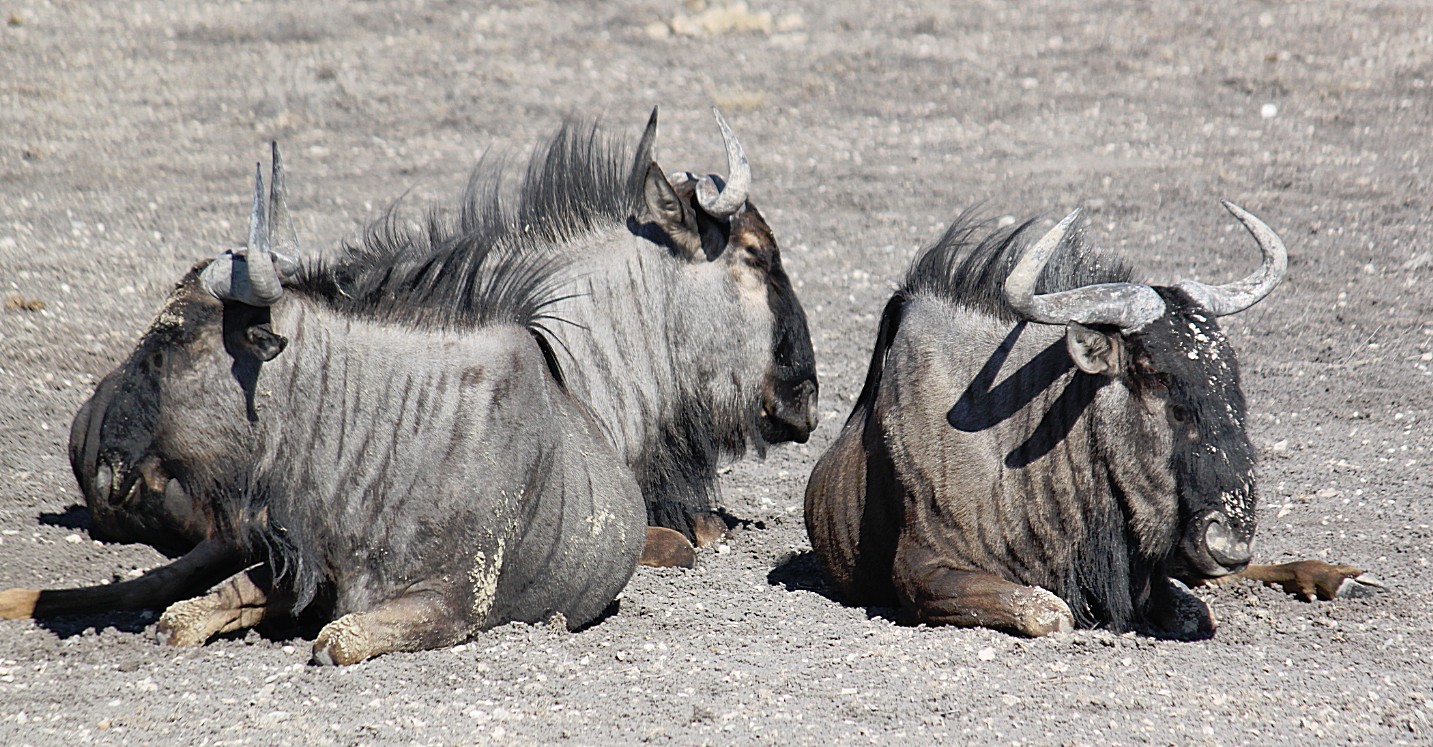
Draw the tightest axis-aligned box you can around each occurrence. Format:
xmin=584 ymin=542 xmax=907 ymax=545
xmin=1065 ymin=322 xmax=1124 ymax=376
xmin=642 ymin=162 xmax=699 ymax=248
xmin=647 ymin=165 xmax=690 ymax=226
xmin=243 ymin=323 xmax=289 ymax=362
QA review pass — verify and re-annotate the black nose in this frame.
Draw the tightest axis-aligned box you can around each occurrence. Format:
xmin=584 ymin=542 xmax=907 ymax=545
xmin=762 ymin=377 xmax=819 ymax=444
xmin=790 ymin=378 xmax=819 ymax=434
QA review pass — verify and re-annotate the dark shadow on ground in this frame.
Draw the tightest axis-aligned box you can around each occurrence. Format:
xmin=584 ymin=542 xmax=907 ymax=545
xmin=714 ymin=508 xmax=765 ymax=533
xmin=767 ymin=551 xmax=902 ymax=624
xmin=574 ymin=599 xmax=622 ymax=633
xmin=34 ymin=610 xmax=156 ymax=638
xmin=31 ymin=606 xmax=324 ymax=642
xmin=37 ymin=504 xmax=91 ymax=531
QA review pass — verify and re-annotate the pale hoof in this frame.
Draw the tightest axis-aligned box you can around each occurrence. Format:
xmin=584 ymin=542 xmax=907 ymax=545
xmin=156 ymin=597 xmax=217 ymax=647
xmin=312 ymin=617 xmax=373 ymax=666
xmin=0 ymin=588 xmax=39 ymax=620
xmin=1015 ymin=587 xmax=1074 ymax=637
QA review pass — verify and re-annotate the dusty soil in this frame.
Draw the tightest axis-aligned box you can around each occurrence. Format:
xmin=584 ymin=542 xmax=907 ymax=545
xmin=2 ymin=1 xmax=1430 ymax=744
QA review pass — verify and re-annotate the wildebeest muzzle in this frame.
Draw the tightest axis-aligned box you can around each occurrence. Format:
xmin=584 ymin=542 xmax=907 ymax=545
xmin=1175 ymin=509 xmax=1253 ymax=578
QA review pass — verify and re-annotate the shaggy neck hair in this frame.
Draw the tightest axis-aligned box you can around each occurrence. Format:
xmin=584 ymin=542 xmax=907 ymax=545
xmin=901 ymin=210 xmax=1138 ymax=317
xmin=282 ymin=122 xmax=761 ymax=534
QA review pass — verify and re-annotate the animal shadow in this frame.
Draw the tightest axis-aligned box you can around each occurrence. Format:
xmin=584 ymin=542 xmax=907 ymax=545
xmin=37 ymin=504 xmax=91 ymax=532
xmin=34 ymin=610 xmax=156 ymax=638
xmin=766 ymin=551 xmax=902 ymax=624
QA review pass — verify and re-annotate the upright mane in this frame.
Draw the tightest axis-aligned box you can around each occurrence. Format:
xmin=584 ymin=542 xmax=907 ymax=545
xmin=901 ymin=210 xmax=1138 ymax=321
xmin=287 ymin=121 xmax=644 ymax=344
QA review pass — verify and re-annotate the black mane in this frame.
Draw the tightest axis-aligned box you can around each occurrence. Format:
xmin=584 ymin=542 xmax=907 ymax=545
xmin=847 ymin=211 xmax=1140 ymax=427
xmin=286 ymin=121 xmax=644 ymax=346
xmin=900 ymin=210 xmax=1138 ymax=321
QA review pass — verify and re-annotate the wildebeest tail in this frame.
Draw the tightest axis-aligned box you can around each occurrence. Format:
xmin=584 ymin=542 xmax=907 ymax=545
xmin=846 ymin=293 xmax=907 ymax=427
xmin=0 ymin=539 xmax=246 ymax=619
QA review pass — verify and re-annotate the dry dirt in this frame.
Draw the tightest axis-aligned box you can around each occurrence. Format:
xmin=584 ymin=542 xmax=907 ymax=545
xmin=1 ymin=1 xmax=1430 ymax=745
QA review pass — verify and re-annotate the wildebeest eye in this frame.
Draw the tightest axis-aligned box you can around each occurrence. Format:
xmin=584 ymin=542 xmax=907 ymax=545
xmin=146 ymin=350 xmax=166 ymax=371
xmin=1168 ymin=403 xmax=1191 ymax=424
xmin=741 ymin=244 xmax=771 ymax=271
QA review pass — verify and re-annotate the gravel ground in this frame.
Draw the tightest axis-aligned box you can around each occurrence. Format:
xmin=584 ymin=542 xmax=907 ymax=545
xmin=1 ymin=1 xmax=1430 ymax=745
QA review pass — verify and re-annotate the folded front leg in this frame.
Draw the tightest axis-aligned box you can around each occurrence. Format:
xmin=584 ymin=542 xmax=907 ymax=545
xmin=895 ymin=552 xmax=1073 ymax=636
xmin=312 ymin=589 xmax=468 ymax=666
xmin=156 ymin=566 xmax=271 ymax=647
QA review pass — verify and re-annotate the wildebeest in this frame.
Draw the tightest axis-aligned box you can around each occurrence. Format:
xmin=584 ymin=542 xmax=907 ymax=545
xmin=804 ymin=205 xmax=1375 ymax=636
xmin=2 ymin=110 xmax=817 ymax=651
xmin=4 ymin=147 xmax=647 ymax=664
xmin=69 ymin=109 xmax=816 ymax=561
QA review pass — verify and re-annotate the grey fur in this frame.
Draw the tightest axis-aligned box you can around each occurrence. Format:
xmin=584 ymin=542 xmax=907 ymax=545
xmin=806 ymin=208 xmax=1279 ymax=634
xmin=290 ymin=114 xmax=816 ymax=538
xmin=70 ymin=271 xmax=645 ymax=662
xmin=56 ymin=113 xmax=815 ymax=636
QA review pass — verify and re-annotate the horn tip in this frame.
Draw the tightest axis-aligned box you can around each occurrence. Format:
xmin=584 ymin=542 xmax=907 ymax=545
xmin=711 ymin=106 xmax=732 ymax=132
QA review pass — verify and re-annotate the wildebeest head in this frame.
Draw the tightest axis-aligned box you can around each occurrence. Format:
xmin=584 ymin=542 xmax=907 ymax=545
xmin=632 ymin=109 xmax=818 ymax=446
xmin=1004 ymin=203 xmax=1287 ymax=581
xmin=70 ymin=149 xmax=297 ymax=553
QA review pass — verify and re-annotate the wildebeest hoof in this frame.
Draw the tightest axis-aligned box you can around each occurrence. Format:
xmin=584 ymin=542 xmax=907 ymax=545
xmin=1146 ymin=580 xmax=1217 ymax=640
xmin=640 ymin=527 xmax=697 ymax=568
xmin=1014 ymin=587 xmax=1074 ymax=637
xmin=156 ymin=597 xmax=219 ymax=647
xmin=313 ymin=617 xmax=373 ymax=666
xmin=691 ymin=513 xmax=730 ymax=548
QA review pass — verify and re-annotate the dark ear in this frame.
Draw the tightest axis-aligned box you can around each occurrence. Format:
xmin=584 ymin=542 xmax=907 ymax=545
xmin=243 ymin=323 xmax=289 ymax=362
xmin=642 ymin=162 xmax=700 ymax=254
xmin=1065 ymin=322 xmax=1124 ymax=376
xmin=643 ymin=162 xmax=686 ymax=224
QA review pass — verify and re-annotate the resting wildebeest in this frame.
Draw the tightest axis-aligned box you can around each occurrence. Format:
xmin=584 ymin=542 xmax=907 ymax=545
xmin=68 ymin=109 xmax=815 ymax=562
xmin=2 ymin=110 xmax=816 ymax=644
xmin=3 ymin=148 xmax=646 ymax=664
xmin=804 ymin=205 xmax=1377 ymax=636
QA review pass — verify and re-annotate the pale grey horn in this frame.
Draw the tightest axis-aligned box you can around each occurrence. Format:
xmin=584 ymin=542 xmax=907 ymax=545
xmin=695 ymin=108 xmax=751 ymax=219
xmin=267 ymin=142 xmax=301 ymax=276
xmin=240 ymin=162 xmax=283 ymax=306
xmin=198 ymin=163 xmax=284 ymax=306
xmin=1005 ymin=208 xmax=1166 ymax=330
xmin=1173 ymin=201 xmax=1288 ymax=317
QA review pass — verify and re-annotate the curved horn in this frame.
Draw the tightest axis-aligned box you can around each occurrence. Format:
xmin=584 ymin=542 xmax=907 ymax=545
xmin=267 ymin=142 xmax=301 ymax=276
xmin=627 ymin=107 xmax=660 ymax=199
xmin=695 ymin=108 xmax=751 ymax=219
xmin=1174 ymin=201 xmax=1288 ymax=317
xmin=240 ymin=162 xmax=283 ymax=305
xmin=1005 ymin=209 xmax=1166 ymax=330
xmin=199 ymin=162 xmax=284 ymax=306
